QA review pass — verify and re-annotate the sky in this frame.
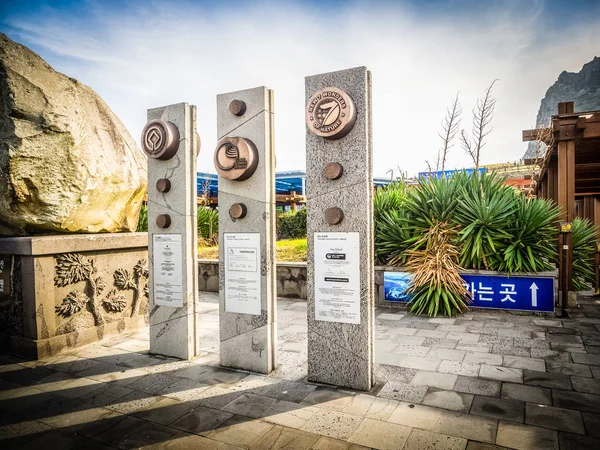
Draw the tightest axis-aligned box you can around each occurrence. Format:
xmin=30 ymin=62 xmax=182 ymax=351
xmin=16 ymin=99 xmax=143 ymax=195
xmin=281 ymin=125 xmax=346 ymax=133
xmin=1 ymin=0 xmax=599 ymax=178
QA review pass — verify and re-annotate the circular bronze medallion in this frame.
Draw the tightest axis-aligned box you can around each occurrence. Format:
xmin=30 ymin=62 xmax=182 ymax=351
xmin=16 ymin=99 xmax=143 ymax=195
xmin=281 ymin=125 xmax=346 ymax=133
xmin=324 ymin=207 xmax=344 ymax=225
xmin=141 ymin=120 xmax=180 ymax=160
xmin=156 ymin=178 xmax=171 ymax=193
xmin=156 ymin=214 xmax=171 ymax=228
xmin=305 ymin=87 xmax=357 ymax=140
xmin=213 ymin=137 xmax=259 ymax=181
xmin=229 ymin=99 xmax=247 ymax=116
xmin=229 ymin=203 xmax=247 ymax=220
xmin=324 ymin=162 xmax=344 ymax=180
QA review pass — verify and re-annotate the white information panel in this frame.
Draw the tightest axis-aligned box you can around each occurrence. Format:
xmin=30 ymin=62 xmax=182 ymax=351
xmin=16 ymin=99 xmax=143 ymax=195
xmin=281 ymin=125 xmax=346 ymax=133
xmin=314 ymin=232 xmax=361 ymax=324
xmin=153 ymin=234 xmax=184 ymax=307
xmin=224 ymin=233 xmax=261 ymax=315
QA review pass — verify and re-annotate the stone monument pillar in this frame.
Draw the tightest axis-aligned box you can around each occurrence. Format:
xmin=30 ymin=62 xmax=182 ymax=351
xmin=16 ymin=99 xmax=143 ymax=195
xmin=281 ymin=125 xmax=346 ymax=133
xmin=143 ymin=103 xmax=199 ymax=360
xmin=215 ymin=87 xmax=276 ymax=374
xmin=305 ymin=67 xmax=374 ymax=391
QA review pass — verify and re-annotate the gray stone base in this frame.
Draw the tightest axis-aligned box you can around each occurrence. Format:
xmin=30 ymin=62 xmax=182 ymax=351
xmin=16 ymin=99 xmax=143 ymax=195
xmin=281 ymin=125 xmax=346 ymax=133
xmin=0 ymin=233 xmax=149 ymax=359
xmin=3 ymin=316 xmax=146 ymax=359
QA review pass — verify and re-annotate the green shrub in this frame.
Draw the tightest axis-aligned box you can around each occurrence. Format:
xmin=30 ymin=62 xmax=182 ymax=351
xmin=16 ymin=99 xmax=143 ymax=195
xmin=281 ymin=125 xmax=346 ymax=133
xmin=278 ymin=208 xmax=307 ymax=239
xmin=374 ymin=171 xmax=566 ymax=316
xmin=572 ymin=218 xmax=598 ymax=291
xmin=197 ymin=206 xmax=218 ymax=245
xmin=136 ymin=204 xmax=148 ymax=232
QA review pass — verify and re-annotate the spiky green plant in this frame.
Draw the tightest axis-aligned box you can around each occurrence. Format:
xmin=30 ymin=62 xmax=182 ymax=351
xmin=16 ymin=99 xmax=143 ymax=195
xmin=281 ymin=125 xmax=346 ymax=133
xmin=404 ymin=222 xmax=471 ymax=317
xmin=453 ymin=173 xmax=517 ymax=270
xmin=375 ymin=208 xmax=414 ymax=266
xmin=197 ymin=206 xmax=219 ymax=245
xmin=406 ymin=175 xmax=463 ymax=229
xmin=572 ymin=218 xmax=598 ymax=291
xmin=498 ymin=197 xmax=560 ymax=273
xmin=374 ymin=181 xmax=407 ymax=221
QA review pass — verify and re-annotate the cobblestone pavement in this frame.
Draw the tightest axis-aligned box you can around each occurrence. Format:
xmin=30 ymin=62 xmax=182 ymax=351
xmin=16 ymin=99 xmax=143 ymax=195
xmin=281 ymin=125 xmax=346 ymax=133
xmin=1 ymin=292 xmax=600 ymax=449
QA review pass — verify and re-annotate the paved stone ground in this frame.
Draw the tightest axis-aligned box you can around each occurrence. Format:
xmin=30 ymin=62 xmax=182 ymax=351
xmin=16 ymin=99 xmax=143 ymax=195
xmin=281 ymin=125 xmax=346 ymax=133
xmin=1 ymin=292 xmax=600 ymax=449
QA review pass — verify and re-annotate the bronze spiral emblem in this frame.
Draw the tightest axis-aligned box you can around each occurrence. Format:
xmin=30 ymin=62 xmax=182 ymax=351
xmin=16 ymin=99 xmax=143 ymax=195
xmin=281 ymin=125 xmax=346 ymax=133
xmin=141 ymin=120 xmax=180 ymax=160
xmin=214 ymin=137 xmax=259 ymax=181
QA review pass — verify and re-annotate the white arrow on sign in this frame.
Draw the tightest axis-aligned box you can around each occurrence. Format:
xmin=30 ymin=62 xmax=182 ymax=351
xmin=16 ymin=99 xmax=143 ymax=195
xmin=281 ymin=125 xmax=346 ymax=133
xmin=530 ymin=282 xmax=539 ymax=307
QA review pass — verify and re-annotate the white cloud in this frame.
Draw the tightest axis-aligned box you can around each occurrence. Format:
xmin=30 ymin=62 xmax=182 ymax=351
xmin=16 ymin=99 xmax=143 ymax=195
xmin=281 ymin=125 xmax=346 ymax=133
xmin=5 ymin=0 xmax=600 ymax=177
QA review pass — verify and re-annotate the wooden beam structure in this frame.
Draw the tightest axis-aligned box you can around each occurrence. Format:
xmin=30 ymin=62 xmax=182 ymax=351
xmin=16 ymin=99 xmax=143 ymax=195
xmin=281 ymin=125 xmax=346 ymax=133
xmin=523 ymin=102 xmax=600 ymax=297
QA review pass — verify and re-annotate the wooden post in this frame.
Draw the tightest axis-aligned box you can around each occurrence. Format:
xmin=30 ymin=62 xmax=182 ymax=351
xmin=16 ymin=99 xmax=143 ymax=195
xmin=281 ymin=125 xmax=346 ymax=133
xmin=548 ymin=165 xmax=558 ymax=204
xmin=291 ymin=191 xmax=297 ymax=212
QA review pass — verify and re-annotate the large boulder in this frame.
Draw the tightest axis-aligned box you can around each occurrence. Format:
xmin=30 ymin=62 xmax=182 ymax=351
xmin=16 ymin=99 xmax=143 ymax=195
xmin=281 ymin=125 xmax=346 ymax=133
xmin=0 ymin=33 xmax=147 ymax=235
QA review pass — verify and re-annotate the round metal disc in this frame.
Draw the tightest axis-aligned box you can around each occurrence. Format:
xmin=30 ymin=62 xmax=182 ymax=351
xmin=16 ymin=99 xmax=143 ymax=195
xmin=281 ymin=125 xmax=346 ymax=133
xmin=213 ymin=137 xmax=259 ymax=181
xmin=305 ymin=87 xmax=357 ymax=140
xmin=229 ymin=203 xmax=247 ymax=219
xmin=156 ymin=214 xmax=171 ymax=228
xmin=324 ymin=207 xmax=344 ymax=225
xmin=141 ymin=120 xmax=180 ymax=160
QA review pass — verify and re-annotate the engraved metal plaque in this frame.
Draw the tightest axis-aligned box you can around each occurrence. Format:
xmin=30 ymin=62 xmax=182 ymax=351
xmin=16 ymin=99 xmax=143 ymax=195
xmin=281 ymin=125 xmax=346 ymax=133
xmin=141 ymin=120 xmax=180 ymax=160
xmin=306 ymin=87 xmax=357 ymax=140
xmin=214 ymin=137 xmax=259 ymax=181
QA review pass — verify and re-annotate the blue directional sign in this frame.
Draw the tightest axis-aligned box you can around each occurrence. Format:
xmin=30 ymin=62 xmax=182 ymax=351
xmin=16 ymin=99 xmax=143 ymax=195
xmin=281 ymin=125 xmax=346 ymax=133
xmin=384 ymin=272 xmax=555 ymax=313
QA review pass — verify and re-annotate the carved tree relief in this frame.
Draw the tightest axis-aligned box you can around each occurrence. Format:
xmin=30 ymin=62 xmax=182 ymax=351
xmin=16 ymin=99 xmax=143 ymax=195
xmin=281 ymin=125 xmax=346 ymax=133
xmin=55 ymin=255 xmax=149 ymax=324
xmin=54 ymin=254 xmax=105 ymax=326
xmin=114 ymin=259 xmax=148 ymax=317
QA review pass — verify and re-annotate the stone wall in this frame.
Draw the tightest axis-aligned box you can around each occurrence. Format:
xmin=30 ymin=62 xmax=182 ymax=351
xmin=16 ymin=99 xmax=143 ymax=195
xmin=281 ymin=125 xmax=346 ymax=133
xmin=0 ymin=233 xmax=148 ymax=358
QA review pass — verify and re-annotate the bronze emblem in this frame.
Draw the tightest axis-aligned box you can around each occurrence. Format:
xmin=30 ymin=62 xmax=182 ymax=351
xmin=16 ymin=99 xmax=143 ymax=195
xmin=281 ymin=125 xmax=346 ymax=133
xmin=141 ymin=120 xmax=180 ymax=160
xmin=305 ymin=87 xmax=357 ymax=140
xmin=214 ymin=137 xmax=259 ymax=181
xmin=229 ymin=203 xmax=247 ymax=219
xmin=324 ymin=207 xmax=344 ymax=225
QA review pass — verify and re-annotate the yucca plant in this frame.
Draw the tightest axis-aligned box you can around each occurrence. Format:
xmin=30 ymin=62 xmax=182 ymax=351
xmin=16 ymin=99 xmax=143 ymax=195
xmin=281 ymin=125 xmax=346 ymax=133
xmin=572 ymin=217 xmax=598 ymax=291
xmin=498 ymin=196 xmax=559 ymax=273
xmin=454 ymin=174 xmax=516 ymax=270
xmin=197 ymin=206 xmax=218 ymax=245
xmin=404 ymin=222 xmax=471 ymax=317
xmin=374 ymin=181 xmax=407 ymax=221
xmin=375 ymin=208 xmax=414 ymax=266
xmin=406 ymin=175 xmax=462 ymax=229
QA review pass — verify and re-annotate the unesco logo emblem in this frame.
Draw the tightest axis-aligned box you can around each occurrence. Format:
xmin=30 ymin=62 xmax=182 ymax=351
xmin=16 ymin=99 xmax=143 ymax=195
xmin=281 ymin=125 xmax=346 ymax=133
xmin=305 ymin=87 xmax=357 ymax=140
xmin=141 ymin=119 xmax=180 ymax=160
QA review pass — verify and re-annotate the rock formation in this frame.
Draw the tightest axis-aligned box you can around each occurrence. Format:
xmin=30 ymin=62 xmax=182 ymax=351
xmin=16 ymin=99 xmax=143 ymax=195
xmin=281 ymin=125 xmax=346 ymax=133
xmin=0 ymin=33 xmax=147 ymax=235
xmin=524 ymin=56 xmax=600 ymax=158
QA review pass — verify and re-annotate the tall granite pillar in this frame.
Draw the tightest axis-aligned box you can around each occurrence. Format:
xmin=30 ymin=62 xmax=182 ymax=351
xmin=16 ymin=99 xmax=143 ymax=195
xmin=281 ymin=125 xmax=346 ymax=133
xmin=305 ymin=67 xmax=374 ymax=391
xmin=215 ymin=87 xmax=276 ymax=374
xmin=144 ymin=103 xmax=199 ymax=360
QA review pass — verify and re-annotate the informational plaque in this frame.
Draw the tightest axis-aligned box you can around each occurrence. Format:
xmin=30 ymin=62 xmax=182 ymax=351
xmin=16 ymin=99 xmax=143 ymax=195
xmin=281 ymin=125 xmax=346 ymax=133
xmin=153 ymin=234 xmax=183 ymax=307
xmin=224 ymin=233 xmax=261 ymax=315
xmin=314 ymin=232 xmax=361 ymax=324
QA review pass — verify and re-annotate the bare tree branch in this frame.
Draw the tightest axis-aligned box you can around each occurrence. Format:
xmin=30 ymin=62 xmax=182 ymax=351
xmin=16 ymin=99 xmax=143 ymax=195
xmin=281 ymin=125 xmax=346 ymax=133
xmin=461 ymin=80 xmax=499 ymax=169
xmin=438 ymin=92 xmax=462 ymax=173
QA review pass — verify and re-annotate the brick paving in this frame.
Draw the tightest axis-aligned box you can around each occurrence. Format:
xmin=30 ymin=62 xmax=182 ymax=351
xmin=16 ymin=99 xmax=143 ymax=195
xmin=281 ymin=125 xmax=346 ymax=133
xmin=1 ymin=292 xmax=600 ymax=449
